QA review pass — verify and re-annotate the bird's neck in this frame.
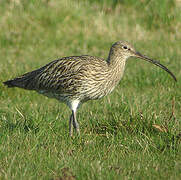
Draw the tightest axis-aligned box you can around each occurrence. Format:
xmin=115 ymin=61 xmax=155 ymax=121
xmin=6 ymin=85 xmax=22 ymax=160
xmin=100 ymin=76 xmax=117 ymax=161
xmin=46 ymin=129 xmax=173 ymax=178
xmin=105 ymin=49 xmax=127 ymax=93
xmin=107 ymin=48 xmax=126 ymax=76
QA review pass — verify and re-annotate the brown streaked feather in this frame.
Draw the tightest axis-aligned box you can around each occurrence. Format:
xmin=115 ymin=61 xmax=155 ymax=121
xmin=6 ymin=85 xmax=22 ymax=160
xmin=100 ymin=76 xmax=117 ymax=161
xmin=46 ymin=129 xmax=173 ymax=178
xmin=4 ymin=55 xmax=109 ymax=95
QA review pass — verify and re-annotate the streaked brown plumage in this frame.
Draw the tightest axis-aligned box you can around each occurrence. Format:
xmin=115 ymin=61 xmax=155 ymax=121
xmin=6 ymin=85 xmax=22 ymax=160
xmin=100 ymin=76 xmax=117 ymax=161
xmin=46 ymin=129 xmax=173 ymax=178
xmin=3 ymin=41 xmax=177 ymax=136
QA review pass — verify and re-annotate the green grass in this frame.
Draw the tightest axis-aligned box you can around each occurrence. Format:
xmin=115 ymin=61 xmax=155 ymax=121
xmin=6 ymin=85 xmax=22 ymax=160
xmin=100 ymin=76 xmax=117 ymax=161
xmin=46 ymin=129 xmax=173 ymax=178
xmin=0 ymin=0 xmax=181 ymax=179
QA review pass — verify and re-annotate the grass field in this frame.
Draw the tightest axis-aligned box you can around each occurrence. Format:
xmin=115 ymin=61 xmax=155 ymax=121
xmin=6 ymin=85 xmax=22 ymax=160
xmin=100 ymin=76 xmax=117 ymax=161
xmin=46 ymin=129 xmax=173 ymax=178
xmin=0 ymin=0 xmax=181 ymax=179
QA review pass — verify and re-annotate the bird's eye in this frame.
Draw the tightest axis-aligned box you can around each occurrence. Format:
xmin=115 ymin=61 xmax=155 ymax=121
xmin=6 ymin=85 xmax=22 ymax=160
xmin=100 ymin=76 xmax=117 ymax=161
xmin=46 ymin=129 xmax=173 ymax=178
xmin=123 ymin=46 xmax=128 ymax=50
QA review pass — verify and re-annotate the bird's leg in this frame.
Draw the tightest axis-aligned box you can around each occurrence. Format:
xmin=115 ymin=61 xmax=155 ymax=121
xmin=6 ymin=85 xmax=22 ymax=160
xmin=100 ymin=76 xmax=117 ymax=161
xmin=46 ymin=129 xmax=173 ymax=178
xmin=72 ymin=110 xmax=80 ymax=135
xmin=69 ymin=113 xmax=73 ymax=136
xmin=69 ymin=110 xmax=80 ymax=136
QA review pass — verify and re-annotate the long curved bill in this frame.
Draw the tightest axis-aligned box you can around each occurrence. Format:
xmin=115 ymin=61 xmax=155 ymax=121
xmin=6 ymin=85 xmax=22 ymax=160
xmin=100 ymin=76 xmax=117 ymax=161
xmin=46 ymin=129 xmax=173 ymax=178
xmin=134 ymin=51 xmax=177 ymax=82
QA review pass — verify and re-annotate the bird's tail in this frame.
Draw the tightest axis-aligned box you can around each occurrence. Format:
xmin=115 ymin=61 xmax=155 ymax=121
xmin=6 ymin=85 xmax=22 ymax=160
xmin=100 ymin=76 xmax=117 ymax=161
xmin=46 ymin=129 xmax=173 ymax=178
xmin=3 ymin=79 xmax=19 ymax=88
xmin=3 ymin=71 xmax=38 ymax=90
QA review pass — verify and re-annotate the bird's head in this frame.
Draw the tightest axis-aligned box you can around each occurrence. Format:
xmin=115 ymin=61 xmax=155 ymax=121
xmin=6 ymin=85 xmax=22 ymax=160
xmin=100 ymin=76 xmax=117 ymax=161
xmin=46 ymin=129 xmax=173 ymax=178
xmin=110 ymin=41 xmax=136 ymax=59
xmin=110 ymin=40 xmax=177 ymax=82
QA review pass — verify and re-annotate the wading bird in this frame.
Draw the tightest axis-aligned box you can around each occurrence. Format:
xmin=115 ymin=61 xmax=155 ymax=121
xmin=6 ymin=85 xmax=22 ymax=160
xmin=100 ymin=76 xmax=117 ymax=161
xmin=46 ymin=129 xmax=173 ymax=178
xmin=3 ymin=41 xmax=177 ymax=136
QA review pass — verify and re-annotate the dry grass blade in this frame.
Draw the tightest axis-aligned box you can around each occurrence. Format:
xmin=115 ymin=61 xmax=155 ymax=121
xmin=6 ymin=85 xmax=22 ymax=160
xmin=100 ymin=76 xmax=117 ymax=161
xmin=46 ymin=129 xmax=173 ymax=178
xmin=152 ymin=124 xmax=168 ymax=133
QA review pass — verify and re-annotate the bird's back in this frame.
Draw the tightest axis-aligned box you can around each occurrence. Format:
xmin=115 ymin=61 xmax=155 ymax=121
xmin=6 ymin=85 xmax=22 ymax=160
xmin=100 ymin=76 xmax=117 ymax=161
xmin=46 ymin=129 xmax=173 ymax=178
xmin=4 ymin=55 xmax=111 ymax=101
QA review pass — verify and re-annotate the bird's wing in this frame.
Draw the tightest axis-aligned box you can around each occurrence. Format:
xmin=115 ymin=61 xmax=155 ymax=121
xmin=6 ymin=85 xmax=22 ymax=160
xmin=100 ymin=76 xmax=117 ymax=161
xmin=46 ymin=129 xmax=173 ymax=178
xmin=35 ymin=56 xmax=107 ymax=92
xmin=3 ymin=55 xmax=107 ymax=93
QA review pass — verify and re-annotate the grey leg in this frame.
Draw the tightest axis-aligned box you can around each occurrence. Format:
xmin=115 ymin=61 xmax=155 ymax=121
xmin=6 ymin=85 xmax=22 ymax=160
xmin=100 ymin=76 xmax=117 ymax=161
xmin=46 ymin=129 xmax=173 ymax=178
xmin=72 ymin=110 xmax=80 ymax=135
xmin=69 ymin=113 xmax=73 ymax=136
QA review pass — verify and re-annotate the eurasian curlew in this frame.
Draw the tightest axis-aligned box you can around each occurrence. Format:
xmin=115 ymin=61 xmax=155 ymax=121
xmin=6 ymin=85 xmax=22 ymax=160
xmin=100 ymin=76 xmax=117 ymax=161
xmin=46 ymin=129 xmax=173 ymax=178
xmin=3 ymin=41 xmax=177 ymax=136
